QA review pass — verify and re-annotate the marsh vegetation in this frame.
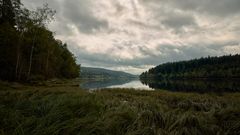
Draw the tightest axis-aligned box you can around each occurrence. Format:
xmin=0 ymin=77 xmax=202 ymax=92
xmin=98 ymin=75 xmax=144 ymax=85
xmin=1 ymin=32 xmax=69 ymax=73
xmin=0 ymin=83 xmax=239 ymax=135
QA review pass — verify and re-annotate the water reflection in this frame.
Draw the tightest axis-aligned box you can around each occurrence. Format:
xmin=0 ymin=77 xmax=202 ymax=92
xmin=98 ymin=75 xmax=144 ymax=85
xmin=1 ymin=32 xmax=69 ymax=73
xmin=141 ymin=79 xmax=240 ymax=92
xmin=80 ymin=78 xmax=240 ymax=92
xmin=80 ymin=79 xmax=152 ymax=90
xmin=109 ymin=80 xmax=153 ymax=90
xmin=80 ymin=79 xmax=131 ymax=89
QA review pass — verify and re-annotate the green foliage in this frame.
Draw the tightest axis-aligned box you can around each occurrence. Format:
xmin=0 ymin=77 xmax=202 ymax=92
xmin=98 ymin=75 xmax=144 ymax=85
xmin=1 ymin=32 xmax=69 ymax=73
xmin=0 ymin=0 xmax=21 ymax=26
xmin=140 ymin=55 xmax=240 ymax=80
xmin=0 ymin=0 xmax=80 ymax=81
xmin=0 ymin=85 xmax=239 ymax=135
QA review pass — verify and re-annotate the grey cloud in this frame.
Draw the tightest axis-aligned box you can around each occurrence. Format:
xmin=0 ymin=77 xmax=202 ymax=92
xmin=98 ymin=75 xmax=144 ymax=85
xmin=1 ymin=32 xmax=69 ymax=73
xmin=141 ymin=0 xmax=240 ymax=17
xmin=139 ymin=0 xmax=197 ymax=32
xmin=22 ymin=0 xmax=240 ymax=74
xmin=23 ymin=0 xmax=108 ymax=34
xmin=69 ymin=41 xmax=229 ymax=67
xmin=131 ymin=0 xmax=140 ymax=17
xmin=165 ymin=0 xmax=240 ymax=17
xmin=67 ymin=41 xmax=240 ymax=74
xmin=155 ymin=42 xmax=240 ymax=63
xmin=161 ymin=13 xmax=196 ymax=31
xmin=128 ymin=19 xmax=162 ymax=30
xmin=112 ymin=1 xmax=125 ymax=15
xmin=62 ymin=0 xmax=108 ymax=34
xmin=118 ymin=42 xmax=237 ymax=66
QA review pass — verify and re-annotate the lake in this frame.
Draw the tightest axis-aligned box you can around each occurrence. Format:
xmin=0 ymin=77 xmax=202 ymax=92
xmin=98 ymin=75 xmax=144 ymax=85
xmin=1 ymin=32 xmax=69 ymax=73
xmin=80 ymin=78 xmax=240 ymax=92
xmin=80 ymin=79 xmax=153 ymax=90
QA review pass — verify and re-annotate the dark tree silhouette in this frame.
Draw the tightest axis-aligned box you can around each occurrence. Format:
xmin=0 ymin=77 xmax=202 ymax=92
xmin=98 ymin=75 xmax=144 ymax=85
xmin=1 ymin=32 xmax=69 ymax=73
xmin=0 ymin=0 xmax=80 ymax=81
xmin=140 ymin=55 xmax=240 ymax=80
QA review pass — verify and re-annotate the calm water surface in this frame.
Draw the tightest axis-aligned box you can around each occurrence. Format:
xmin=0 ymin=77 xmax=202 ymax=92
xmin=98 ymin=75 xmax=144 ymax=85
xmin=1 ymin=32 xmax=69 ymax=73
xmin=80 ymin=78 xmax=240 ymax=92
xmin=80 ymin=79 xmax=152 ymax=90
xmin=108 ymin=80 xmax=153 ymax=90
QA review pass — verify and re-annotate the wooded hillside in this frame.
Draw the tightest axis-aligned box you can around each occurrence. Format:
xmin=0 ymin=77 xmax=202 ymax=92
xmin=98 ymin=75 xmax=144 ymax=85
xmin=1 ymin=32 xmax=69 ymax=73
xmin=140 ymin=55 xmax=240 ymax=80
xmin=0 ymin=0 xmax=80 ymax=81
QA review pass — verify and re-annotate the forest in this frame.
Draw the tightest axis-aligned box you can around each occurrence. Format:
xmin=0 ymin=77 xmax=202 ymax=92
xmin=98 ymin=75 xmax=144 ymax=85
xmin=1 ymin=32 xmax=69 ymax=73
xmin=0 ymin=0 xmax=80 ymax=82
xmin=140 ymin=55 xmax=240 ymax=80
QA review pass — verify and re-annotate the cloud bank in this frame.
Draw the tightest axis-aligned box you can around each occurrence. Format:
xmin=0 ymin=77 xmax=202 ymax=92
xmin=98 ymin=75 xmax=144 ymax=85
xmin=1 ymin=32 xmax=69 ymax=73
xmin=22 ymin=0 xmax=240 ymax=74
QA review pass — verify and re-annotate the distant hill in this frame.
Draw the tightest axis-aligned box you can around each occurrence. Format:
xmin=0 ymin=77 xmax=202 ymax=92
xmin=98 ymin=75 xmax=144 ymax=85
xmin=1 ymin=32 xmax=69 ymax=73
xmin=80 ymin=67 xmax=137 ymax=80
xmin=140 ymin=54 xmax=240 ymax=80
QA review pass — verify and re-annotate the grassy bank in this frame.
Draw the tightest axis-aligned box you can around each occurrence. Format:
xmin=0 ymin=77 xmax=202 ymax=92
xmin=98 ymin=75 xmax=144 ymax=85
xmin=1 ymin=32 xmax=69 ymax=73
xmin=0 ymin=83 xmax=240 ymax=135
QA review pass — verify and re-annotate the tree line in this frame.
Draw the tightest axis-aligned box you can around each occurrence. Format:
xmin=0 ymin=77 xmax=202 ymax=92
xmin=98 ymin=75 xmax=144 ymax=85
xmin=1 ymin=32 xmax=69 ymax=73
xmin=0 ymin=0 xmax=80 ymax=81
xmin=140 ymin=54 xmax=240 ymax=80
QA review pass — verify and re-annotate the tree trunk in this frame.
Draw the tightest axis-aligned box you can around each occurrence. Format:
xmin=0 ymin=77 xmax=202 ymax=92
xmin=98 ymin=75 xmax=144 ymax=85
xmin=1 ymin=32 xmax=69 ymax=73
xmin=15 ymin=32 xmax=23 ymax=80
xmin=18 ymin=63 xmax=23 ymax=80
xmin=27 ymin=45 xmax=34 ymax=80
xmin=46 ymin=49 xmax=50 ymax=78
xmin=27 ymin=29 xmax=37 ymax=80
xmin=15 ymin=50 xmax=20 ymax=79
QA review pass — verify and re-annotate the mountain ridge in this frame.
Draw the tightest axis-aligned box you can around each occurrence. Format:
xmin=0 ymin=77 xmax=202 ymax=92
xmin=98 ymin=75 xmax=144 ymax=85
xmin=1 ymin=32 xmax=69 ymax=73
xmin=80 ymin=67 xmax=137 ymax=79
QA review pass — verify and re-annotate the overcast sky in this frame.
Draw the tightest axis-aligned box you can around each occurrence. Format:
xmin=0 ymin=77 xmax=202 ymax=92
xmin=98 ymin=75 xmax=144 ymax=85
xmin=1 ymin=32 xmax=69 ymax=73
xmin=22 ymin=0 xmax=240 ymax=74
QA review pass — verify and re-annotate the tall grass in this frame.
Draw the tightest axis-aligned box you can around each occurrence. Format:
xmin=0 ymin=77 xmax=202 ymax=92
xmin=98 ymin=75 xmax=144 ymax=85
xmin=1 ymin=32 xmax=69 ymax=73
xmin=0 ymin=85 xmax=239 ymax=135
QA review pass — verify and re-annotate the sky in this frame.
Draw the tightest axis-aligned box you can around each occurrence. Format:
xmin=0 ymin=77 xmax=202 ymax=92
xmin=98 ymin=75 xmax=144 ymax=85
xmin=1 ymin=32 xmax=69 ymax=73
xmin=22 ymin=0 xmax=240 ymax=75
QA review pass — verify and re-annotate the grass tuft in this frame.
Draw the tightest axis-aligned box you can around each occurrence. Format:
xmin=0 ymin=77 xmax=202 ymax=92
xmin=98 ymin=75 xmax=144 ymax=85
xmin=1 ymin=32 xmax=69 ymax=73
xmin=0 ymin=85 xmax=239 ymax=135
